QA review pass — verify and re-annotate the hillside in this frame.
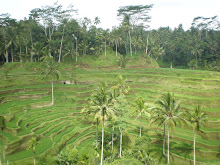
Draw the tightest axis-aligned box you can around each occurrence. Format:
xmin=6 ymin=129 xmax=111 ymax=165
xmin=0 ymin=54 xmax=220 ymax=165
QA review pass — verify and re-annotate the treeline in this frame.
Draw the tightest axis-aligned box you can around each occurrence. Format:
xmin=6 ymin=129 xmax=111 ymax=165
xmin=0 ymin=2 xmax=219 ymax=70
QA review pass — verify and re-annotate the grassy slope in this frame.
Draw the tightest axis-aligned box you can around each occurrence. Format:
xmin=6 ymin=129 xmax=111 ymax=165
xmin=0 ymin=52 xmax=220 ymax=165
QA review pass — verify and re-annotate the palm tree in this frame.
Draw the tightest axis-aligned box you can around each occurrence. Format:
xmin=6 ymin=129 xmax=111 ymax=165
xmin=113 ymin=75 xmax=130 ymax=158
xmin=133 ymin=97 xmax=150 ymax=137
xmin=151 ymin=92 xmax=187 ymax=164
xmin=121 ymin=14 xmax=132 ymax=56
xmin=109 ymin=87 xmax=120 ymax=154
xmin=102 ymin=29 xmax=110 ymax=56
xmin=79 ymin=40 xmax=89 ymax=56
xmin=191 ymin=44 xmax=203 ymax=70
xmin=32 ymin=42 xmax=44 ymax=62
xmin=114 ymin=75 xmax=129 ymax=96
xmin=107 ymin=116 xmax=116 ymax=154
xmin=112 ymin=76 xmax=130 ymax=158
xmin=28 ymin=137 xmax=39 ymax=165
xmin=187 ymin=105 xmax=207 ymax=165
xmin=0 ymin=116 xmax=6 ymax=164
xmin=110 ymin=28 xmax=122 ymax=56
xmin=41 ymin=54 xmax=61 ymax=106
xmin=117 ymin=55 xmax=127 ymax=69
xmin=88 ymin=82 xmax=115 ymax=165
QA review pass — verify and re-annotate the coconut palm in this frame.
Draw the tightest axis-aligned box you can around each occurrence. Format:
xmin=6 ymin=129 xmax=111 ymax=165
xmin=114 ymin=94 xmax=129 ymax=158
xmin=191 ymin=44 xmax=203 ymax=70
xmin=187 ymin=105 xmax=207 ymax=165
xmin=151 ymin=92 xmax=187 ymax=164
xmin=117 ymin=55 xmax=128 ymax=69
xmin=114 ymin=75 xmax=129 ymax=96
xmin=32 ymin=41 xmax=44 ymax=62
xmin=28 ymin=137 xmax=39 ymax=165
xmin=41 ymin=53 xmax=61 ymax=106
xmin=0 ymin=116 xmax=6 ymax=164
xmin=88 ymin=82 xmax=115 ymax=165
xmin=121 ymin=14 xmax=132 ymax=56
xmin=133 ymin=97 xmax=150 ymax=137
xmin=112 ymin=76 xmax=130 ymax=158
xmin=109 ymin=87 xmax=120 ymax=154
xmin=110 ymin=28 xmax=122 ymax=56
xmin=107 ymin=116 xmax=116 ymax=154
xmin=101 ymin=29 xmax=110 ymax=56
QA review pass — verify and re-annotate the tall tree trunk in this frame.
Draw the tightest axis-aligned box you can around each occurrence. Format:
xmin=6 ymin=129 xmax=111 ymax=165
xmin=34 ymin=151 xmax=36 ymax=165
xmin=31 ymin=47 xmax=34 ymax=62
xmin=163 ymin=124 xmax=166 ymax=156
xmin=146 ymin=34 xmax=149 ymax=56
xmin=30 ymin=31 xmax=34 ymax=62
xmin=104 ymin=40 xmax=106 ymax=56
xmin=59 ymin=25 xmax=65 ymax=63
xmin=119 ymin=127 xmax=122 ymax=158
xmin=129 ymin=29 xmax=132 ymax=56
xmin=167 ymin=126 xmax=170 ymax=164
xmin=5 ymin=48 xmax=8 ymax=63
xmin=96 ymin=118 xmax=98 ymax=148
xmin=51 ymin=78 xmax=54 ymax=106
xmin=193 ymin=132 xmax=196 ymax=165
xmin=11 ymin=47 xmax=14 ymax=62
xmin=115 ymin=42 xmax=118 ymax=56
xmin=195 ymin=54 xmax=198 ymax=70
xmin=125 ymin=44 xmax=127 ymax=55
xmin=75 ymin=38 xmax=78 ymax=62
xmin=48 ymin=27 xmax=51 ymax=56
xmin=19 ymin=45 xmax=22 ymax=63
xmin=26 ymin=45 xmax=28 ymax=61
xmin=100 ymin=111 xmax=104 ymax=165
xmin=140 ymin=112 xmax=142 ymax=137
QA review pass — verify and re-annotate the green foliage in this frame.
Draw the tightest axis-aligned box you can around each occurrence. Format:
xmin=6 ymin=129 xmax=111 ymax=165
xmin=86 ymin=82 xmax=115 ymax=122
xmin=187 ymin=105 xmax=208 ymax=133
xmin=151 ymin=92 xmax=188 ymax=133
xmin=56 ymin=151 xmax=69 ymax=164
xmin=132 ymin=136 xmax=157 ymax=165
xmin=27 ymin=137 xmax=39 ymax=153
xmin=113 ymin=75 xmax=130 ymax=96
xmin=69 ymin=148 xmax=79 ymax=164
xmin=41 ymin=54 xmax=61 ymax=80
xmin=204 ymin=60 xmax=220 ymax=71
xmin=117 ymin=55 xmax=127 ymax=69
xmin=188 ymin=59 xmax=197 ymax=70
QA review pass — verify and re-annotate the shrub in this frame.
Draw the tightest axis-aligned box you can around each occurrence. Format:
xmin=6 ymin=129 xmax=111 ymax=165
xmin=117 ymin=55 xmax=127 ymax=69
xmin=188 ymin=59 xmax=197 ymax=69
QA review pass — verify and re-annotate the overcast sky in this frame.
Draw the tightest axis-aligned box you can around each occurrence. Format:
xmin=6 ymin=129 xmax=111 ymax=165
xmin=1 ymin=0 xmax=219 ymax=30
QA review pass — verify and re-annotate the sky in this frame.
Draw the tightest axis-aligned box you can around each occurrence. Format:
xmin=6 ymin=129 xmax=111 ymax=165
xmin=1 ymin=0 xmax=220 ymax=30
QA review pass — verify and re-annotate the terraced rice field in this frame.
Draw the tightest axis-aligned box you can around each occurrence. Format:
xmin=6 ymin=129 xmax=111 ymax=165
xmin=0 ymin=66 xmax=220 ymax=164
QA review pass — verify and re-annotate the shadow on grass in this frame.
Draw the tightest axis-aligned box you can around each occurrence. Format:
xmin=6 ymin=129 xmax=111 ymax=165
xmin=172 ymin=142 xmax=193 ymax=164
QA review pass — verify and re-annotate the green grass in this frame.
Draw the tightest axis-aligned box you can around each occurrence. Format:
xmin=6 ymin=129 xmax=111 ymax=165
xmin=0 ymin=56 xmax=220 ymax=164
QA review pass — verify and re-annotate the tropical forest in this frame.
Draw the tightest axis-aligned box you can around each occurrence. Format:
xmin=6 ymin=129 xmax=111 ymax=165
xmin=0 ymin=2 xmax=220 ymax=165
